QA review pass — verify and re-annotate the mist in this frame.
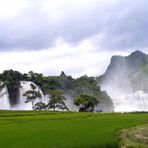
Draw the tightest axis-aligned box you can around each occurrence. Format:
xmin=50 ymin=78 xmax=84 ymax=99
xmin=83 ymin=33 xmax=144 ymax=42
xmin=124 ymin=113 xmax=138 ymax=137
xmin=100 ymin=51 xmax=148 ymax=112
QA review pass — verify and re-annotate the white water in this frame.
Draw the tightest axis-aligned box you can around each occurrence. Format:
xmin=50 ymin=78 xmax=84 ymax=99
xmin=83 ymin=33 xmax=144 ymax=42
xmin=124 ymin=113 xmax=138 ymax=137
xmin=103 ymin=85 xmax=148 ymax=112
xmin=1 ymin=80 xmax=147 ymax=112
xmin=64 ymin=94 xmax=78 ymax=111
xmin=113 ymin=91 xmax=148 ymax=112
xmin=0 ymin=85 xmax=10 ymax=110
xmin=12 ymin=81 xmax=45 ymax=110
xmin=16 ymin=83 xmax=77 ymax=111
xmin=0 ymin=81 xmax=73 ymax=111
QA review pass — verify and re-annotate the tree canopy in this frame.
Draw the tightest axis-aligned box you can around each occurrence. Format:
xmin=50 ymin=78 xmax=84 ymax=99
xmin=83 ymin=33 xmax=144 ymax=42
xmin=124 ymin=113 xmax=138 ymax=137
xmin=0 ymin=70 xmax=111 ymax=111
xmin=47 ymin=89 xmax=68 ymax=111
xmin=34 ymin=102 xmax=46 ymax=110
xmin=74 ymin=94 xmax=98 ymax=112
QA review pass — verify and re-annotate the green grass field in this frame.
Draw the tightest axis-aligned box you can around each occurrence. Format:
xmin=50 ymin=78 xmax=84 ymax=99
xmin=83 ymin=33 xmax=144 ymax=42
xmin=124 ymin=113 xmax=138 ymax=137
xmin=0 ymin=111 xmax=147 ymax=148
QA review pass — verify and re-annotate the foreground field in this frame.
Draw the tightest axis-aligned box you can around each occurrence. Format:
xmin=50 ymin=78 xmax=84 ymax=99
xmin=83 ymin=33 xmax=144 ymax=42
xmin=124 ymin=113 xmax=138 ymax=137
xmin=118 ymin=123 xmax=148 ymax=147
xmin=0 ymin=111 xmax=147 ymax=148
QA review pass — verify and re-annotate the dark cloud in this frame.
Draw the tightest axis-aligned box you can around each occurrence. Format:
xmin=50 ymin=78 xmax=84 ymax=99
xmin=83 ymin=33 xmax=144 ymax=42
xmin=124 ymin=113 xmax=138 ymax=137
xmin=0 ymin=0 xmax=148 ymax=51
xmin=98 ymin=0 xmax=148 ymax=50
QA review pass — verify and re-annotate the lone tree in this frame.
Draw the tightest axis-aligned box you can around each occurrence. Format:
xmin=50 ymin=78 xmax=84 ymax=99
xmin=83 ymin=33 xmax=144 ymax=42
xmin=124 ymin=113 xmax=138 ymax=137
xmin=74 ymin=94 xmax=98 ymax=112
xmin=47 ymin=89 xmax=69 ymax=111
xmin=23 ymin=83 xmax=42 ymax=110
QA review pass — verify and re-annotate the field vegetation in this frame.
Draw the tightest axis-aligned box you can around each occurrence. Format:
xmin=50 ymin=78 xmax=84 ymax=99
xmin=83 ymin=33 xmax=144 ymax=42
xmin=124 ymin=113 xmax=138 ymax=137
xmin=0 ymin=111 xmax=147 ymax=148
xmin=118 ymin=123 xmax=148 ymax=147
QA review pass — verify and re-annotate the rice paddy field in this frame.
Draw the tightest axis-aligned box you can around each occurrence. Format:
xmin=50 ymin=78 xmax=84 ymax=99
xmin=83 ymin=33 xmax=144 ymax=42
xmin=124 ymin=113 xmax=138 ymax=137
xmin=0 ymin=110 xmax=147 ymax=148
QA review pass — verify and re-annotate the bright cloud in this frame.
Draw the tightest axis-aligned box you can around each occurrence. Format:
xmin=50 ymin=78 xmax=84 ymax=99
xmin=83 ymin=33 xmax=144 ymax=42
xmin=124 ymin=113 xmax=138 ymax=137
xmin=0 ymin=37 xmax=129 ymax=77
xmin=0 ymin=0 xmax=30 ymax=19
xmin=0 ymin=0 xmax=147 ymax=77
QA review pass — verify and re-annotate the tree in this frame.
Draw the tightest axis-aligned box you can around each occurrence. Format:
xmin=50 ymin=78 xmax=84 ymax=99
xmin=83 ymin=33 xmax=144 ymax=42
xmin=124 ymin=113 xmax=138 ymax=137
xmin=60 ymin=71 xmax=66 ymax=77
xmin=74 ymin=94 xmax=98 ymax=112
xmin=34 ymin=102 xmax=46 ymax=110
xmin=47 ymin=89 xmax=69 ymax=111
xmin=0 ymin=70 xmax=23 ymax=105
xmin=23 ymin=83 xmax=42 ymax=110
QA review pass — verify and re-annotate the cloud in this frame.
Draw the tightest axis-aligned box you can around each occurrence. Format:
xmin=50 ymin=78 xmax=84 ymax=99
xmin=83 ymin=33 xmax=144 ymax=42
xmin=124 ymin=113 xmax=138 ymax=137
xmin=0 ymin=0 xmax=148 ymax=51
xmin=0 ymin=0 xmax=148 ymax=77
xmin=97 ymin=0 xmax=148 ymax=50
xmin=0 ymin=38 xmax=130 ymax=77
xmin=0 ymin=0 xmax=99 ymax=50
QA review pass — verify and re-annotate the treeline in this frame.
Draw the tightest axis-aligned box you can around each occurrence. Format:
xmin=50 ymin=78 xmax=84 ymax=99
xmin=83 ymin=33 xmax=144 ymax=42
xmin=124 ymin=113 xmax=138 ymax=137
xmin=0 ymin=69 xmax=111 ymax=111
xmin=0 ymin=69 xmax=102 ymax=95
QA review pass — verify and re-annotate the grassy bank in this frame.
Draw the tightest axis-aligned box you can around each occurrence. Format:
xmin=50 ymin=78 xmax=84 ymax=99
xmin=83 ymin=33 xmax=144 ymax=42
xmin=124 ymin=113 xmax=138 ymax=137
xmin=0 ymin=111 xmax=147 ymax=148
xmin=118 ymin=123 xmax=148 ymax=147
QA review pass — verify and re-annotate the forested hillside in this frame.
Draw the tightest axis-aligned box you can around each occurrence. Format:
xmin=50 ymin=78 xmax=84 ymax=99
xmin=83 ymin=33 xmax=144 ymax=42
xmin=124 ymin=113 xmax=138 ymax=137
xmin=0 ymin=70 xmax=113 ymax=111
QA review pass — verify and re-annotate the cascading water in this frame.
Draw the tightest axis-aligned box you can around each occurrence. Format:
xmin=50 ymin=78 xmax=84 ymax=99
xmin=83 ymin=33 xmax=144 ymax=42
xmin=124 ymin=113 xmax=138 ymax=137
xmin=12 ymin=81 xmax=45 ymax=110
xmin=0 ymin=85 xmax=10 ymax=110
xmin=115 ymin=91 xmax=148 ymax=112
xmin=103 ymin=86 xmax=148 ymax=112
xmin=0 ymin=80 xmax=72 ymax=111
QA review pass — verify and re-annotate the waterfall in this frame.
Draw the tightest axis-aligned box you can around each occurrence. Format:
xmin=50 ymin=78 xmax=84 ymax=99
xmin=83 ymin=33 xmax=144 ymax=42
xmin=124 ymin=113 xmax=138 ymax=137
xmin=0 ymin=85 xmax=10 ymax=110
xmin=0 ymin=80 xmax=49 ymax=110
xmin=105 ymin=87 xmax=148 ymax=112
xmin=64 ymin=94 xmax=78 ymax=111
xmin=12 ymin=81 xmax=45 ymax=110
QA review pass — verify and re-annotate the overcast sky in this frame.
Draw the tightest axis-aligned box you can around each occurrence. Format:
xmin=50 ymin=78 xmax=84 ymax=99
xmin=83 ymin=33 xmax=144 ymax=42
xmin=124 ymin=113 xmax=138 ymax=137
xmin=0 ymin=0 xmax=148 ymax=77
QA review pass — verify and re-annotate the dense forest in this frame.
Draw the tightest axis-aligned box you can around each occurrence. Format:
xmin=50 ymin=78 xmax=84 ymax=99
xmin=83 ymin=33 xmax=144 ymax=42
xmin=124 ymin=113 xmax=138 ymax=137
xmin=0 ymin=70 xmax=113 ymax=111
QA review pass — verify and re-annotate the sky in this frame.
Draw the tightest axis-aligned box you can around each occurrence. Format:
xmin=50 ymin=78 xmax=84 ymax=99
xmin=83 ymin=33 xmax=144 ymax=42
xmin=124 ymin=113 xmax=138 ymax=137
xmin=0 ymin=0 xmax=148 ymax=77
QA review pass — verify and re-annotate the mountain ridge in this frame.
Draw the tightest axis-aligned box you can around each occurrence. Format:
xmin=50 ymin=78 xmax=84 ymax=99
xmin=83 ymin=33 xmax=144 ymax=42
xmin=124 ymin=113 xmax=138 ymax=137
xmin=98 ymin=50 xmax=148 ymax=92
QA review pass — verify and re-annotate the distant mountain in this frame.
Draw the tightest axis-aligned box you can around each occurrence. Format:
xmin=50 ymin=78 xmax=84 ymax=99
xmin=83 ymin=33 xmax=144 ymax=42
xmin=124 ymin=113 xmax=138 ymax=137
xmin=98 ymin=50 xmax=148 ymax=92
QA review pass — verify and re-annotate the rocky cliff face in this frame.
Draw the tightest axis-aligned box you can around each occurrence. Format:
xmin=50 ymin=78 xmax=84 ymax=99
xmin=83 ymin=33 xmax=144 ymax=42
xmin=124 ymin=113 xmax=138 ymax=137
xmin=98 ymin=50 xmax=148 ymax=112
xmin=99 ymin=50 xmax=148 ymax=91
xmin=97 ymin=91 xmax=114 ymax=112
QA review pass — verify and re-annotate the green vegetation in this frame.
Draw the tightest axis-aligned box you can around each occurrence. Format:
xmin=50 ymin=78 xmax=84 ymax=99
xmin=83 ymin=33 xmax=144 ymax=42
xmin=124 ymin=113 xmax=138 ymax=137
xmin=0 ymin=70 xmax=113 ymax=111
xmin=131 ymin=63 xmax=148 ymax=91
xmin=34 ymin=102 xmax=46 ymax=110
xmin=23 ymin=83 xmax=42 ymax=110
xmin=118 ymin=123 xmax=148 ymax=147
xmin=74 ymin=94 xmax=98 ymax=112
xmin=47 ymin=89 xmax=68 ymax=111
xmin=0 ymin=70 xmax=23 ymax=105
xmin=0 ymin=111 xmax=147 ymax=148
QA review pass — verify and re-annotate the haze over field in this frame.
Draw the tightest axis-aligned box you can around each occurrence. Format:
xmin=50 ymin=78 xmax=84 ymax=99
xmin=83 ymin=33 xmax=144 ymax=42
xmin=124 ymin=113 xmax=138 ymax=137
xmin=0 ymin=0 xmax=148 ymax=77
